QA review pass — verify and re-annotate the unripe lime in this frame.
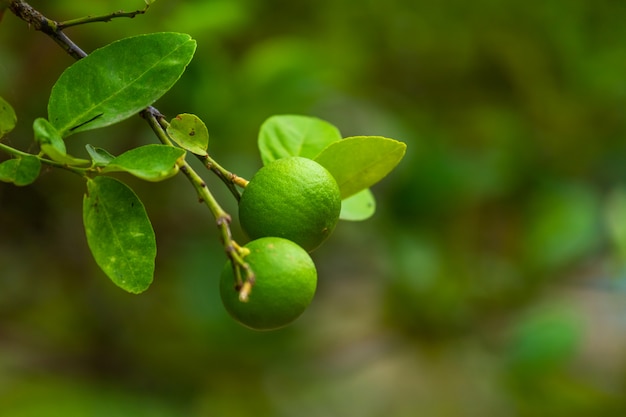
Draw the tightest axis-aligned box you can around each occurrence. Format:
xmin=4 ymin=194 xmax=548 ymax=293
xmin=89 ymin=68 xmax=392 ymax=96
xmin=239 ymin=156 xmax=341 ymax=252
xmin=220 ymin=237 xmax=317 ymax=331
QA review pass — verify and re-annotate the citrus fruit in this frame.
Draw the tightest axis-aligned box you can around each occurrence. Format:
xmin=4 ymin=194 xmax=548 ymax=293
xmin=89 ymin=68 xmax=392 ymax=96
xmin=238 ymin=156 xmax=341 ymax=252
xmin=220 ymin=237 xmax=317 ymax=331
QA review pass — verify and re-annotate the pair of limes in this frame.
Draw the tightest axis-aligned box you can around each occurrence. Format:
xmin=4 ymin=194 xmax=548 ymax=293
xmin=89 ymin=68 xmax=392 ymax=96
xmin=220 ymin=157 xmax=341 ymax=331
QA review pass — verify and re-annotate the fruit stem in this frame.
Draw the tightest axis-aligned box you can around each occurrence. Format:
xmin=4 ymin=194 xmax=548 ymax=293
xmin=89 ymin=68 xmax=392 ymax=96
xmin=144 ymin=109 xmax=256 ymax=296
xmin=143 ymin=109 xmax=227 ymax=221
xmin=156 ymin=117 xmax=248 ymax=201
xmin=200 ymin=154 xmax=249 ymax=197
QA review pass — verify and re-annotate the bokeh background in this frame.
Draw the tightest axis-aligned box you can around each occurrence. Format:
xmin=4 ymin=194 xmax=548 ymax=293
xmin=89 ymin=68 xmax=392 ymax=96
xmin=2 ymin=0 xmax=626 ymax=415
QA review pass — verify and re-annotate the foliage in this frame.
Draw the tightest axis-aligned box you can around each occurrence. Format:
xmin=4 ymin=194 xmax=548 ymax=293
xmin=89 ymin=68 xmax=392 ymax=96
xmin=0 ymin=28 xmax=405 ymax=296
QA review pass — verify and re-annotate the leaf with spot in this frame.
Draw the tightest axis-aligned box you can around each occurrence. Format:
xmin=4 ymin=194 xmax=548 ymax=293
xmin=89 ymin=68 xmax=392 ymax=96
xmin=166 ymin=113 xmax=209 ymax=156
xmin=83 ymin=176 xmax=156 ymax=293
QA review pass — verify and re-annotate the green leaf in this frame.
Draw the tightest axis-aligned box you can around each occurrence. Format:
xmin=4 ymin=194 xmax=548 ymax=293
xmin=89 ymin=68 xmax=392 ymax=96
xmin=48 ymin=32 xmax=197 ymax=137
xmin=0 ymin=95 xmax=17 ymax=137
xmin=314 ymin=136 xmax=407 ymax=199
xmin=86 ymin=144 xmax=115 ymax=167
xmin=103 ymin=144 xmax=185 ymax=181
xmin=166 ymin=113 xmax=209 ymax=156
xmin=33 ymin=118 xmax=90 ymax=165
xmin=0 ymin=155 xmax=41 ymax=186
xmin=340 ymin=188 xmax=376 ymax=221
xmin=258 ymin=114 xmax=342 ymax=165
xmin=83 ymin=176 xmax=156 ymax=293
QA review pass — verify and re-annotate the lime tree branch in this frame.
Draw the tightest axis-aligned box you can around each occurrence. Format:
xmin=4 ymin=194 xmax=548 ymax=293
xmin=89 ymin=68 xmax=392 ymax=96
xmin=9 ymin=1 xmax=248 ymax=195
xmin=8 ymin=1 xmax=150 ymax=56
xmin=142 ymin=109 xmax=255 ymax=300
xmin=8 ymin=0 xmax=256 ymax=299
xmin=8 ymin=1 xmax=87 ymax=60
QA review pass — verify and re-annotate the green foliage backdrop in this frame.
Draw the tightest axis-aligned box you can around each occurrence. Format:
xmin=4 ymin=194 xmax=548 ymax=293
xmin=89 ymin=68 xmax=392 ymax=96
xmin=2 ymin=0 xmax=626 ymax=415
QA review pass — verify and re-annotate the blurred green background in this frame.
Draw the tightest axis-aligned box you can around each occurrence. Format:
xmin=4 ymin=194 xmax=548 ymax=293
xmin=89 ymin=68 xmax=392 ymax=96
xmin=2 ymin=0 xmax=626 ymax=415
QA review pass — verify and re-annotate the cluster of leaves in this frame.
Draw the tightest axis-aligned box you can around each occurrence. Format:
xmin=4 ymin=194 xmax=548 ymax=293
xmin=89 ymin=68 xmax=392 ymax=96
xmin=1 ymin=33 xmax=197 ymax=294
xmin=0 ymin=30 xmax=405 ymax=297
xmin=257 ymin=115 xmax=405 ymax=221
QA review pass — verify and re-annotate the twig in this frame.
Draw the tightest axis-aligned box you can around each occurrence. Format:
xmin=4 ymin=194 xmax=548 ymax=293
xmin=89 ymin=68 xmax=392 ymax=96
xmin=142 ymin=110 xmax=255 ymax=298
xmin=202 ymin=154 xmax=249 ymax=191
xmin=58 ymin=5 xmax=149 ymax=30
xmin=9 ymin=1 xmax=87 ymax=59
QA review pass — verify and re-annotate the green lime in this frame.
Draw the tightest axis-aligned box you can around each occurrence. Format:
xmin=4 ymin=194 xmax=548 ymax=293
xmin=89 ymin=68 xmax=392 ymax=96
xmin=220 ymin=237 xmax=317 ymax=331
xmin=238 ymin=156 xmax=341 ymax=252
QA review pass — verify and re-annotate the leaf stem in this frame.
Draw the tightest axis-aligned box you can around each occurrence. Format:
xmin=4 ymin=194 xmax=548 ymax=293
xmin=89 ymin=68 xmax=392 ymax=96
xmin=0 ymin=142 xmax=35 ymax=159
xmin=0 ymin=142 xmax=89 ymax=177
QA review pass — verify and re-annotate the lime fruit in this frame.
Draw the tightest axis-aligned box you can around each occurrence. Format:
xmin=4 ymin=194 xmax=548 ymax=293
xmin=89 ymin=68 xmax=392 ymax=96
xmin=220 ymin=237 xmax=317 ymax=331
xmin=239 ymin=156 xmax=341 ymax=252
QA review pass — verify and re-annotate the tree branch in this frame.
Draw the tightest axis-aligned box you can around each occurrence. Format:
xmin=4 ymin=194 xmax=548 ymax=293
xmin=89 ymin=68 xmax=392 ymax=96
xmin=9 ymin=1 xmax=87 ymax=59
